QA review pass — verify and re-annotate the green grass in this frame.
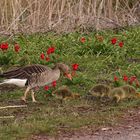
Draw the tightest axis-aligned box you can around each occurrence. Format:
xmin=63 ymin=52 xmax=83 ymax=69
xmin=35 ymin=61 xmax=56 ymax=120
xmin=0 ymin=26 xmax=140 ymax=139
xmin=0 ymin=96 xmax=140 ymax=140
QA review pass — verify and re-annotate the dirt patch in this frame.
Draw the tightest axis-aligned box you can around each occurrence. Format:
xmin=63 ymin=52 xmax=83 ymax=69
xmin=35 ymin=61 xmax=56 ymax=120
xmin=31 ymin=107 xmax=140 ymax=140
xmin=0 ymin=84 xmax=18 ymax=93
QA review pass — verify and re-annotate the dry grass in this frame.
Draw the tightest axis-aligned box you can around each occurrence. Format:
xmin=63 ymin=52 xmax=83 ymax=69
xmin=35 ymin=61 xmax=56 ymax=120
xmin=0 ymin=0 xmax=139 ymax=34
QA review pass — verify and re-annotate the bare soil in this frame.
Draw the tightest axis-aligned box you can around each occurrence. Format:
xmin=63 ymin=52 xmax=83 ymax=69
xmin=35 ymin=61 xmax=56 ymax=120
xmin=31 ymin=107 xmax=140 ymax=140
xmin=0 ymin=85 xmax=140 ymax=140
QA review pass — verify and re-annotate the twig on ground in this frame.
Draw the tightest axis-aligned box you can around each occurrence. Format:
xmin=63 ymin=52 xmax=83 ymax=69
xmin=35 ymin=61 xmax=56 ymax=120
xmin=0 ymin=105 xmax=27 ymax=109
xmin=0 ymin=116 xmax=15 ymax=119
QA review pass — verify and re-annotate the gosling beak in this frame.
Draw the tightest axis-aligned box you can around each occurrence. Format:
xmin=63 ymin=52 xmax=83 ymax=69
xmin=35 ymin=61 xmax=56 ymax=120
xmin=65 ymin=73 xmax=72 ymax=80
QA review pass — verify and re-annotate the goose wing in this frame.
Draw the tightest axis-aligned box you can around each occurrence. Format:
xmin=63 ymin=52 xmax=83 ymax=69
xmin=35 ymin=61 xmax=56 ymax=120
xmin=1 ymin=64 xmax=51 ymax=79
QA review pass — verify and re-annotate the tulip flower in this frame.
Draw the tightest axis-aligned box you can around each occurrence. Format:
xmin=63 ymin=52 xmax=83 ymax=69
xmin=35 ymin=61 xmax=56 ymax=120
xmin=111 ymin=38 xmax=117 ymax=45
xmin=72 ymin=63 xmax=79 ymax=71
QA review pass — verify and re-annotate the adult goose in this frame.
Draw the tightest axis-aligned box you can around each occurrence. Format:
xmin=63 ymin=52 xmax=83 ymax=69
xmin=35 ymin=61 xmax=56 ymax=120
xmin=0 ymin=63 xmax=72 ymax=102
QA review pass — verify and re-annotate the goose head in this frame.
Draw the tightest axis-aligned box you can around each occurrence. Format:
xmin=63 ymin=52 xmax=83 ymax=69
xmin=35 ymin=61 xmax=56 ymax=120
xmin=54 ymin=63 xmax=72 ymax=80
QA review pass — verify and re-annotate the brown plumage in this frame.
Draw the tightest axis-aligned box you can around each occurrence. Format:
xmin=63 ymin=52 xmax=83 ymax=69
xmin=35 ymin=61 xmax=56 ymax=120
xmin=86 ymin=84 xmax=140 ymax=103
xmin=88 ymin=84 xmax=111 ymax=97
xmin=0 ymin=63 xmax=72 ymax=102
xmin=52 ymin=85 xmax=80 ymax=100
xmin=0 ymin=64 xmax=48 ymax=79
xmin=109 ymin=85 xmax=139 ymax=103
xmin=120 ymin=85 xmax=136 ymax=96
xmin=109 ymin=87 xmax=125 ymax=103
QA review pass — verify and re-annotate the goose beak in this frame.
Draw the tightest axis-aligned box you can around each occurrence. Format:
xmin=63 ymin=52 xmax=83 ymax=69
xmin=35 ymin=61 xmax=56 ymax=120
xmin=65 ymin=73 xmax=72 ymax=80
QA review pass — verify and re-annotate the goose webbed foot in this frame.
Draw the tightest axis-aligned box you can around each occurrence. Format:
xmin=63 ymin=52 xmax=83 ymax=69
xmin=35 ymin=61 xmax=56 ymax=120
xmin=21 ymin=96 xmax=26 ymax=102
xmin=32 ymin=99 xmax=37 ymax=103
xmin=31 ymin=90 xmax=37 ymax=103
xmin=21 ymin=87 xmax=30 ymax=102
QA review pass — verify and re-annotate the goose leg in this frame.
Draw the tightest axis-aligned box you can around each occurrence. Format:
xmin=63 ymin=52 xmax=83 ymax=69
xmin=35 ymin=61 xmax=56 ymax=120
xmin=21 ymin=87 xmax=30 ymax=102
xmin=31 ymin=90 xmax=37 ymax=102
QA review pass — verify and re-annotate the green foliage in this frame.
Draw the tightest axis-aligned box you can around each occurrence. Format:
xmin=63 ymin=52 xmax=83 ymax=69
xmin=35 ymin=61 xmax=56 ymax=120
xmin=0 ymin=26 xmax=140 ymax=139
xmin=0 ymin=52 xmax=13 ymax=65
xmin=0 ymin=27 xmax=140 ymax=89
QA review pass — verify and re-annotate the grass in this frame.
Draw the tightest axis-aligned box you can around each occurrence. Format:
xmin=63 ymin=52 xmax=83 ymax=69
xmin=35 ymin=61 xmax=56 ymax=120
xmin=0 ymin=26 xmax=140 ymax=139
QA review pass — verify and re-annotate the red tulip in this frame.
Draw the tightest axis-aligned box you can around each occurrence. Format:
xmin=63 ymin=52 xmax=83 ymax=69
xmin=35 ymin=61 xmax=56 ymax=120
xmin=72 ymin=63 xmax=79 ymax=71
xmin=111 ymin=38 xmax=117 ymax=45
xmin=123 ymin=75 xmax=128 ymax=82
xmin=52 ymin=81 xmax=57 ymax=87
xmin=40 ymin=53 xmax=45 ymax=60
xmin=119 ymin=42 xmax=124 ymax=48
xmin=0 ymin=43 xmax=8 ymax=51
xmin=14 ymin=44 xmax=20 ymax=52
xmin=47 ymin=47 xmax=55 ymax=55
xmin=114 ymin=75 xmax=118 ymax=81
xmin=46 ymin=57 xmax=50 ymax=61
xmin=80 ymin=37 xmax=86 ymax=43
xmin=130 ymin=76 xmax=137 ymax=81
xmin=129 ymin=76 xmax=137 ymax=85
xmin=44 ymin=85 xmax=49 ymax=91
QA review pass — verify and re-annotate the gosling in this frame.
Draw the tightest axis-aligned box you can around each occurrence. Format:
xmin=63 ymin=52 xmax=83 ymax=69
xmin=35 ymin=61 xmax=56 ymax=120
xmin=88 ymin=84 xmax=111 ymax=97
xmin=52 ymin=85 xmax=80 ymax=100
xmin=109 ymin=85 xmax=140 ymax=103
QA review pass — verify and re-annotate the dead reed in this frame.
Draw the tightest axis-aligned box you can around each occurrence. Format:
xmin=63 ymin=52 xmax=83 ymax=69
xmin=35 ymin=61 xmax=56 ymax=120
xmin=0 ymin=0 xmax=139 ymax=34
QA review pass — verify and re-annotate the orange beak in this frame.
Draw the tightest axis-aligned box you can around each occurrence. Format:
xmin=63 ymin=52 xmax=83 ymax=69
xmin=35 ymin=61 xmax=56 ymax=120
xmin=65 ymin=73 xmax=72 ymax=80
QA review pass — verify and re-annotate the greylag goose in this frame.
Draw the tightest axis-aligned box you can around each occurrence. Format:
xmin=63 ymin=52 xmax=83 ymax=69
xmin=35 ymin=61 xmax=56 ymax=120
xmin=0 ymin=63 xmax=72 ymax=102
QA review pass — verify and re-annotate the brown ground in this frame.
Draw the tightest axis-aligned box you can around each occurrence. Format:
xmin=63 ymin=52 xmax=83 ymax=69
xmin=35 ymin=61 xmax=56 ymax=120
xmin=31 ymin=107 xmax=140 ymax=140
xmin=0 ymin=85 xmax=140 ymax=140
